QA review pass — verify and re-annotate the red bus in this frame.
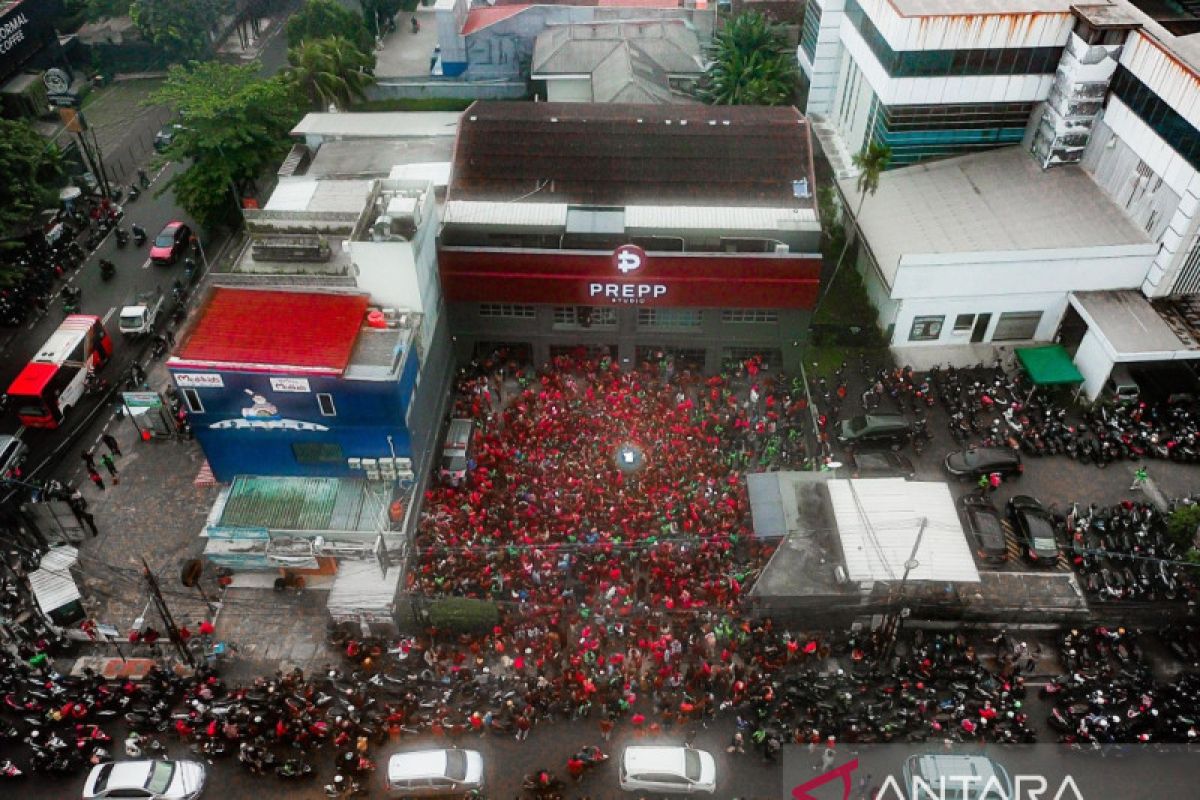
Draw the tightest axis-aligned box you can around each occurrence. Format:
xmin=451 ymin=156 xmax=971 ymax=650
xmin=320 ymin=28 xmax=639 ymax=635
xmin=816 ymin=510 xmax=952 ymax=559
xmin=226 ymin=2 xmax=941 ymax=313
xmin=7 ymin=315 xmax=113 ymax=429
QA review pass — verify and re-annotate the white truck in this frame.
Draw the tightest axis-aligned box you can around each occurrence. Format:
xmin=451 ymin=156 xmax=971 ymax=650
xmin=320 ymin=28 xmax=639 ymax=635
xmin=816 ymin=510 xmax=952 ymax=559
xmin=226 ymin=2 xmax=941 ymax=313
xmin=119 ymin=285 xmax=165 ymax=336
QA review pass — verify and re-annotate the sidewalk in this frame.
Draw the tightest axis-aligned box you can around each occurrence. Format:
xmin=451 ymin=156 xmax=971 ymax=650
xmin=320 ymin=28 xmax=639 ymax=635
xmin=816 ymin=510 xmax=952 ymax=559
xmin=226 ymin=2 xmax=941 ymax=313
xmin=66 ymin=357 xmax=335 ymax=674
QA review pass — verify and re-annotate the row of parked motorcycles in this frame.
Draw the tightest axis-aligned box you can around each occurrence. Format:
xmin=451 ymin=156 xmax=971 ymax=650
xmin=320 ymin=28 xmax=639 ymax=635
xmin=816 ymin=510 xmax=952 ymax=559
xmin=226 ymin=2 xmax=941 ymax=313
xmin=1048 ymin=627 xmax=1200 ymax=744
xmin=1066 ymin=502 xmax=1193 ymax=602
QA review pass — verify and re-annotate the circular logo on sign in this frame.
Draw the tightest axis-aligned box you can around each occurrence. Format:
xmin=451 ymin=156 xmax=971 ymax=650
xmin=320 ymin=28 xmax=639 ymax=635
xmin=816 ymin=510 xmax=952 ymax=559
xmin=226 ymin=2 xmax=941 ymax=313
xmin=43 ymin=68 xmax=70 ymax=95
xmin=612 ymin=244 xmax=646 ymax=274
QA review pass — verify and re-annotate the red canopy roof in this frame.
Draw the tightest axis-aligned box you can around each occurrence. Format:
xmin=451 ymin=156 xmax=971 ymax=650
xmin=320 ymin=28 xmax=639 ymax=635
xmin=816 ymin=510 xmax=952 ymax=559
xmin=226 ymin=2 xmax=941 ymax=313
xmin=173 ymin=288 xmax=370 ymax=375
xmin=8 ymin=362 xmax=58 ymax=398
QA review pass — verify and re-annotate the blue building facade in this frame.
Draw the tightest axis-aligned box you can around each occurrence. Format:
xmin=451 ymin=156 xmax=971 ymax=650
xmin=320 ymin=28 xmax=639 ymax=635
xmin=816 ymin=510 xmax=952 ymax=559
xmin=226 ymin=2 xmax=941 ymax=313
xmin=168 ymin=288 xmax=423 ymax=482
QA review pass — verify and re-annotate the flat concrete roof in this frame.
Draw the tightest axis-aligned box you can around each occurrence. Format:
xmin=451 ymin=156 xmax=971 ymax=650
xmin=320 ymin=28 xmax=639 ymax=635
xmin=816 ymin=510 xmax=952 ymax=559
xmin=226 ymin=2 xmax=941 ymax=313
xmin=264 ymin=179 xmax=374 ymax=214
xmin=291 ymin=112 xmax=461 ymax=139
xmin=844 ymin=147 xmax=1152 ymax=287
xmin=306 ymin=139 xmax=456 ymax=178
xmin=1071 ymin=290 xmax=1191 ymax=356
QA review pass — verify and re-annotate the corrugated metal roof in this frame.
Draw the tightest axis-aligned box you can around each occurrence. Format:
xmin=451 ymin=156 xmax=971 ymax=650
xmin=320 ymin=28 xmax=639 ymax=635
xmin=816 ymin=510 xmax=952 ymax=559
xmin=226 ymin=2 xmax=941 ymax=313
xmin=625 ymin=205 xmax=818 ymax=231
xmin=217 ymin=476 xmax=388 ymax=533
xmin=443 ymin=201 xmax=569 ymax=228
xmin=828 ymin=479 xmax=980 ymax=584
xmin=173 ymin=288 xmax=369 ymax=373
xmin=29 ymin=546 xmax=81 ymax=615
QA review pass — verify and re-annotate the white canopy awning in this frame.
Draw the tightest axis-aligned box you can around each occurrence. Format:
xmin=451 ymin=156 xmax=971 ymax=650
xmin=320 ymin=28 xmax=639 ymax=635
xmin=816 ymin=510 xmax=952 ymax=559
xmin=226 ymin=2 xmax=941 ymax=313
xmin=28 ymin=546 xmax=81 ymax=616
xmin=828 ymin=479 xmax=980 ymax=584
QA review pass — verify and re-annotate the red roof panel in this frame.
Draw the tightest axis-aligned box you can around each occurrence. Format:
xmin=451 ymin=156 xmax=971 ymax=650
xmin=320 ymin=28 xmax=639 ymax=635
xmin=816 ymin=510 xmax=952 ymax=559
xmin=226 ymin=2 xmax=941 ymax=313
xmin=8 ymin=362 xmax=58 ymax=398
xmin=175 ymin=288 xmax=370 ymax=374
xmin=462 ymin=5 xmax=530 ymax=34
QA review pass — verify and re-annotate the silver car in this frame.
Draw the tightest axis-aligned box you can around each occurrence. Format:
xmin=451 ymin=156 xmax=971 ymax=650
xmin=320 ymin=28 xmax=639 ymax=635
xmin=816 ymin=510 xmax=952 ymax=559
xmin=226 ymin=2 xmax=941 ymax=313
xmin=83 ymin=759 xmax=205 ymax=800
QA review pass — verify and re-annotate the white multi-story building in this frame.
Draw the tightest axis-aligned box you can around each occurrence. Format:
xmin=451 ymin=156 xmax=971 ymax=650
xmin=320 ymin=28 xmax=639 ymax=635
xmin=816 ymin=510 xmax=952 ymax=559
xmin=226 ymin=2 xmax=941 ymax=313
xmin=833 ymin=1 xmax=1200 ymax=397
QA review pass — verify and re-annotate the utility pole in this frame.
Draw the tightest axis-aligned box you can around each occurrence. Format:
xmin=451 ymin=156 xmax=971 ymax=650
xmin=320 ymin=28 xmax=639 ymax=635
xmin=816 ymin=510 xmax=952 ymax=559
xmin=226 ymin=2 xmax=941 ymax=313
xmin=142 ymin=558 xmax=197 ymax=668
xmin=880 ymin=517 xmax=927 ymax=663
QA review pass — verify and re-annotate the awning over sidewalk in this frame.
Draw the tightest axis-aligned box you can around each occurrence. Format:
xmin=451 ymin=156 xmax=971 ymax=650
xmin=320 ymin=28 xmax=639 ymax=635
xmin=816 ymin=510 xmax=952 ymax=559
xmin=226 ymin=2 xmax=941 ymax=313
xmin=28 ymin=546 xmax=85 ymax=626
xmin=1015 ymin=345 xmax=1084 ymax=386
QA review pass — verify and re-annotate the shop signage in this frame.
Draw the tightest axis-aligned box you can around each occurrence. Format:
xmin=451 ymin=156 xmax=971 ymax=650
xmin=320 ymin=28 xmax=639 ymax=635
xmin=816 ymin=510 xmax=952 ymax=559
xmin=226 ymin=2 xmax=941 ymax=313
xmin=122 ymin=392 xmax=162 ymax=409
xmin=269 ymin=377 xmax=311 ymax=393
xmin=590 ymin=244 xmax=668 ymax=305
xmin=0 ymin=11 xmax=28 ymax=56
xmin=175 ymin=373 xmax=225 ymax=388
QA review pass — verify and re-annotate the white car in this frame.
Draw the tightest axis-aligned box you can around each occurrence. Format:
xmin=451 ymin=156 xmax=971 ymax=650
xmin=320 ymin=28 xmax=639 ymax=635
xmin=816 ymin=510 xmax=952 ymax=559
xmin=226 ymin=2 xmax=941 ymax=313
xmin=83 ymin=759 xmax=206 ymax=800
xmin=618 ymin=746 xmax=716 ymax=794
xmin=385 ymin=748 xmax=484 ymax=796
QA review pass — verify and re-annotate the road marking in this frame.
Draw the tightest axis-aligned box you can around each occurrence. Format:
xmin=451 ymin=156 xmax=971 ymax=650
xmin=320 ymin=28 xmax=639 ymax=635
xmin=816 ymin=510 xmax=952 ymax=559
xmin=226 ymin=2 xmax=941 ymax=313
xmin=14 ymin=426 xmax=25 ymax=440
xmin=141 ymin=258 xmax=151 ymax=270
xmin=102 ymin=306 xmax=117 ymax=324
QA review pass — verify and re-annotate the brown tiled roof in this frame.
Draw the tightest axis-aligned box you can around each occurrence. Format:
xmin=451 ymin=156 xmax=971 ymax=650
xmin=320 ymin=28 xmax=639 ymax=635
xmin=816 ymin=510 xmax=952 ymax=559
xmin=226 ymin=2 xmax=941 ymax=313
xmin=449 ymin=102 xmax=816 ymax=207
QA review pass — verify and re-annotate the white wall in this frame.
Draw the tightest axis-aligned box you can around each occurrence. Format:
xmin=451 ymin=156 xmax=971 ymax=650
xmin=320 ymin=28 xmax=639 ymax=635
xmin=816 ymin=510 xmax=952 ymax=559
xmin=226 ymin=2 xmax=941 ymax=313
xmin=856 ymin=0 xmax=1071 ymax=52
xmin=1073 ymin=328 xmax=1114 ymax=400
xmin=801 ymin=0 xmax=846 ymax=117
xmin=890 ymin=245 xmax=1157 ymax=299
xmin=889 ymin=291 xmax=1068 ymax=348
xmin=544 ymin=77 xmax=592 ymax=102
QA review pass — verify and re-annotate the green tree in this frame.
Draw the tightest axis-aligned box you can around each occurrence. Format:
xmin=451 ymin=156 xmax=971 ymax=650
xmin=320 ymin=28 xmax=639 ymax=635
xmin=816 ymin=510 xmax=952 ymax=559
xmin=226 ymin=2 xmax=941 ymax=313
xmin=84 ymin=0 xmax=133 ymax=21
xmin=810 ymin=142 xmax=891 ymax=319
xmin=285 ymin=36 xmax=375 ymax=111
xmin=149 ymin=61 xmax=303 ymax=228
xmin=130 ymin=0 xmax=232 ymax=62
xmin=287 ymin=0 xmax=372 ymax=53
xmin=701 ymin=11 xmax=797 ymax=106
xmin=1168 ymin=505 xmax=1200 ymax=549
xmin=360 ymin=0 xmax=406 ymax=38
xmin=0 ymin=120 xmax=64 ymax=248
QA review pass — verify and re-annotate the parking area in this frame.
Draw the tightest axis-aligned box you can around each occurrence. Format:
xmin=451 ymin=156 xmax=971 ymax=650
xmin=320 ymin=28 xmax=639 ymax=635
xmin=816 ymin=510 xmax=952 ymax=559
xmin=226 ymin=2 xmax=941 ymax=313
xmin=814 ymin=354 xmax=1200 ymax=584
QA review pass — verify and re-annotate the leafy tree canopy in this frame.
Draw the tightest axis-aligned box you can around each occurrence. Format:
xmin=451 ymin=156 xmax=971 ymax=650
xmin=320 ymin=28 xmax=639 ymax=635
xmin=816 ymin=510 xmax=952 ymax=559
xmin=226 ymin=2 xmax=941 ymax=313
xmin=702 ymin=11 xmax=797 ymax=106
xmin=286 ymin=35 xmax=375 ymax=111
xmin=149 ymin=61 xmax=303 ymax=228
xmin=287 ymin=0 xmax=372 ymax=53
xmin=0 ymin=120 xmax=64 ymax=245
xmin=84 ymin=0 xmax=133 ymax=21
xmin=360 ymin=0 xmax=406 ymax=38
xmin=130 ymin=0 xmax=232 ymax=62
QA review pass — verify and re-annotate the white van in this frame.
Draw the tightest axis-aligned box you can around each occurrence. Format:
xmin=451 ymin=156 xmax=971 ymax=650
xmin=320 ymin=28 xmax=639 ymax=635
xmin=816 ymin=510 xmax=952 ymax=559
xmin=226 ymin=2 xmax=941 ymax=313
xmin=1105 ymin=365 xmax=1140 ymax=402
xmin=439 ymin=418 xmax=474 ymax=486
xmin=902 ymin=754 xmax=1013 ymax=800
xmin=618 ymin=746 xmax=716 ymax=794
xmin=385 ymin=749 xmax=483 ymax=797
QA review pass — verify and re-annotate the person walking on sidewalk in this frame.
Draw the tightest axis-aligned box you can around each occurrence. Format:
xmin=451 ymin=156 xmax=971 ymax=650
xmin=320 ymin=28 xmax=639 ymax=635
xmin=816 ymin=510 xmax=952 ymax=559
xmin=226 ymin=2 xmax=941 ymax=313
xmin=81 ymin=449 xmax=96 ymax=471
xmin=87 ymin=468 xmax=105 ymax=491
xmin=101 ymin=433 xmax=121 ymax=457
xmin=99 ymin=453 xmax=119 ymax=479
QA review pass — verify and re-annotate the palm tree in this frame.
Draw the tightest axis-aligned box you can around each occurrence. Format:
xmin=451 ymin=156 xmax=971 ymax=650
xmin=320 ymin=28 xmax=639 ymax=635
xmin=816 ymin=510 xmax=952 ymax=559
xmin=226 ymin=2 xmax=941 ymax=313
xmin=702 ymin=11 xmax=797 ymax=106
xmin=285 ymin=35 xmax=375 ymax=111
xmin=811 ymin=142 xmax=892 ymax=318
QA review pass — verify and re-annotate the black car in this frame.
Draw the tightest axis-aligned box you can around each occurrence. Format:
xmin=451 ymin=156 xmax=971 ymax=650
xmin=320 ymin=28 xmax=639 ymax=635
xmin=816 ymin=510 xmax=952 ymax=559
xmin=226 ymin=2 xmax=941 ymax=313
xmin=846 ymin=451 xmax=915 ymax=479
xmin=153 ymin=123 xmax=182 ymax=153
xmin=836 ymin=414 xmax=912 ymax=450
xmin=957 ymin=494 xmax=1008 ymax=564
xmin=943 ymin=447 xmax=1023 ymax=480
xmin=1007 ymin=495 xmax=1059 ymax=565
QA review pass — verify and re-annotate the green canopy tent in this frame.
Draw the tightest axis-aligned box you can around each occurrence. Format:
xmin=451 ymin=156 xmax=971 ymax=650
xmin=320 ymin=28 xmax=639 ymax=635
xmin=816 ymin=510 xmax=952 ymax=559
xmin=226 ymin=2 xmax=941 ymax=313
xmin=1014 ymin=345 xmax=1084 ymax=400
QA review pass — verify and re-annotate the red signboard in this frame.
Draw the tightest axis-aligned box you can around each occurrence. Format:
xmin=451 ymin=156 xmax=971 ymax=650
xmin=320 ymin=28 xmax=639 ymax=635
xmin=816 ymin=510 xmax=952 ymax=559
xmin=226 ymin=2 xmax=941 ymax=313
xmin=439 ymin=248 xmax=822 ymax=309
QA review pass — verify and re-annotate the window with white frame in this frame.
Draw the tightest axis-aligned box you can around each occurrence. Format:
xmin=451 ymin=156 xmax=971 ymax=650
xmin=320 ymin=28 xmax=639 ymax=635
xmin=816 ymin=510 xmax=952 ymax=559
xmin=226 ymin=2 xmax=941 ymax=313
xmin=721 ymin=309 xmax=779 ymax=324
xmin=909 ymin=315 xmax=944 ymax=341
xmin=316 ymin=393 xmax=336 ymax=416
xmin=479 ymin=304 xmax=535 ymax=319
xmin=637 ymin=308 xmax=701 ymax=329
xmin=182 ymin=388 xmax=204 ymax=413
xmin=952 ymin=313 xmax=975 ymax=334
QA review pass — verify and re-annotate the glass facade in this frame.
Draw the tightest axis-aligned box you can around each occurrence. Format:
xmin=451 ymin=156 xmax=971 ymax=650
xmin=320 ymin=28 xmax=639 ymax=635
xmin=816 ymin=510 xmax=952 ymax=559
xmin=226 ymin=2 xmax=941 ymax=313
xmin=844 ymin=0 xmax=1062 ymax=78
xmin=1110 ymin=66 xmax=1200 ymax=173
xmin=869 ymin=98 xmax=1036 ymax=165
xmin=800 ymin=1 xmax=822 ymax=63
